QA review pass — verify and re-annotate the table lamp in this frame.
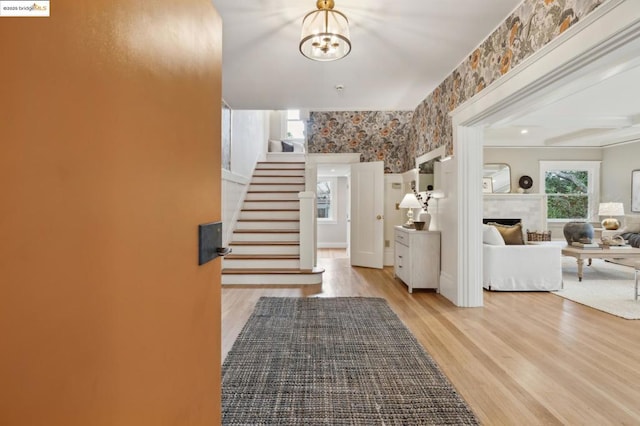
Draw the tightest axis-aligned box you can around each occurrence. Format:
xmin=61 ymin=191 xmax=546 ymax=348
xmin=399 ymin=193 xmax=422 ymax=228
xmin=598 ymin=202 xmax=624 ymax=230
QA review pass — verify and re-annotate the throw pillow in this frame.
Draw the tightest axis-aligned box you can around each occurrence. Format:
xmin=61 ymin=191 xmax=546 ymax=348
xmin=281 ymin=141 xmax=294 ymax=152
xmin=268 ymin=139 xmax=283 ymax=152
xmin=488 ymin=222 xmax=525 ymax=245
xmin=483 ymin=224 xmax=505 ymax=246
xmin=291 ymin=141 xmax=305 ymax=153
xmin=621 ymin=214 xmax=640 ymax=233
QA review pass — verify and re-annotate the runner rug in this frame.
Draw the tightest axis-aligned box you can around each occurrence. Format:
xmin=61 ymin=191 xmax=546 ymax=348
xmin=222 ymin=297 xmax=478 ymax=425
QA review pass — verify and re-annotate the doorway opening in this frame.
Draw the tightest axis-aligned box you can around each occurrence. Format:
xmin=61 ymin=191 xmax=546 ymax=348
xmin=316 ymin=163 xmax=351 ymax=259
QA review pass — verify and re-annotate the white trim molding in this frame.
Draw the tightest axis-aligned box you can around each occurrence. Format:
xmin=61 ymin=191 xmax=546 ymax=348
xmin=448 ymin=0 xmax=640 ymax=307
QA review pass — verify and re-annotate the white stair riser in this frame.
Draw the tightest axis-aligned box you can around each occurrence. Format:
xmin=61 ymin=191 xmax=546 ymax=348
xmin=245 ymin=192 xmax=300 ymax=201
xmin=240 ymin=211 xmax=299 ymax=220
xmin=223 ymin=258 xmax=300 ymax=269
xmin=252 ymin=176 xmax=305 ymax=184
xmin=232 ymin=233 xmax=300 ymax=242
xmin=253 ymin=169 xmax=305 ymax=177
xmin=243 ymin=201 xmax=299 ymax=210
xmin=249 ymin=184 xmax=305 ymax=192
xmin=236 ymin=221 xmax=299 ymax=230
xmin=257 ymin=161 xmax=305 ymax=169
xmin=222 ymin=274 xmax=322 ymax=285
xmin=229 ymin=245 xmax=300 ymax=255
xmin=264 ymin=153 xmax=306 ymax=163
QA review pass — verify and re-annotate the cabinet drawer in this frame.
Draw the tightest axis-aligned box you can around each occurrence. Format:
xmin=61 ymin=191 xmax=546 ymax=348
xmin=395 ymin=243 xmax=408 ymax=282
xmin=395 ymin=231 xmax=408 ymax=245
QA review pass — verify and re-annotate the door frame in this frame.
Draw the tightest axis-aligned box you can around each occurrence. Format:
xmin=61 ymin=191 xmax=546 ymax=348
xmin=446 ymin=0 xmax=640 ymax=306
xmin=306 ymin=153 xmax=361 ymax=264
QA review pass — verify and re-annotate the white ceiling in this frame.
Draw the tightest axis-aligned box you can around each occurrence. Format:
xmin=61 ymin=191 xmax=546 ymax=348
xmin=485 ymin=62 xmax=640 ymax=148
xmin=212 ymin=0 xmax=640 ymax=148
xmin=212 ymin=0 xmax=522 ymax=111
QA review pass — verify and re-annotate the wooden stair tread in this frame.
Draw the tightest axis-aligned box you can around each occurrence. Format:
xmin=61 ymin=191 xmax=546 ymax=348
xmin=237 ymin=219 xmax=299 ymax=222
xmin=244 ymin=199 xmax=299 ymax=202
xmin=257 ymin=162 xmax=305 ymax=165
xmin=233 ymin=229 xmax=299 ymax=234
xmin=230 ymin=241 xmax=300 ymax=246
xmin=247 ymin=190 xmax=300 ymax=193
xmin=253 ymin=174 xmax=304 ymax=177
xmin=241 ymin=209 xmax=299 ymax=212
xmin=225 ymin=254 xmax=299 ymax=260
xmin=250 ymin=183 xmax=304 ymax=185
xmin=222 ymin=267 xmax=324 ymax=275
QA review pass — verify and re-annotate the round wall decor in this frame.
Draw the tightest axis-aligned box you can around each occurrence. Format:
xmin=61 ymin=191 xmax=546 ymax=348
xmin=519 ymin=175 xmax=533 ymax=190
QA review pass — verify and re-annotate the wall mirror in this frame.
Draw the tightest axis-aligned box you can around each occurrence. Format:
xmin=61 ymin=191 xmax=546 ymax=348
xmin=483 ymin=163 xmax=511 ymax=193
xmin=415 ymin=146 xmax=446 ymax=192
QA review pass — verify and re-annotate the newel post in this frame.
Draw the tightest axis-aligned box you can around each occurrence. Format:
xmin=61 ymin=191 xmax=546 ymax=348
xmin=298 ymin=191 xmax=316 ymax=271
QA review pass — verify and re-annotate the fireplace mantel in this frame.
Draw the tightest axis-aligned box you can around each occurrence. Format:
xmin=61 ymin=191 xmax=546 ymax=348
xmin=483 ymin=193 xmax=547 ymax=232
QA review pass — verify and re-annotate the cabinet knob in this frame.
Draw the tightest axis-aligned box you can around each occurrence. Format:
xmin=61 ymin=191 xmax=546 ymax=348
xmin=376 ymin=214 xmax=383 ymax=220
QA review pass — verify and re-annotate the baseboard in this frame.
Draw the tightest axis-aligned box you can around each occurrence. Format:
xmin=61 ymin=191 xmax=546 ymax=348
xmin=384 ymin=248 xmax=394 ymax=266
xmin=439 ymin=271 xmax=457 ymax=305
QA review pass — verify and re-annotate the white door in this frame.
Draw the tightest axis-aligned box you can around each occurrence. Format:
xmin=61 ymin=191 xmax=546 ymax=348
xmin=350 ymin=161 xmax=384 ymax=268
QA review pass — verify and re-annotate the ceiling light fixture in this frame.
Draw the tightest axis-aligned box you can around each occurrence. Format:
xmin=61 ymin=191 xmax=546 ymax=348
xmin=300 ymin=0 xmax=351 ymax=62
xmin=520 ymin=129 xmax=529 ymax=134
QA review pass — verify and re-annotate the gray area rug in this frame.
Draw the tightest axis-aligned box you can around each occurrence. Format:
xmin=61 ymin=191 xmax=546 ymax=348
xmin=222 ymin=297 xmax=478 ymax=425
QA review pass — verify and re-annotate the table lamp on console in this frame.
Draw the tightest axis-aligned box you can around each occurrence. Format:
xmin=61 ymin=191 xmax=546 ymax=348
xmin=399 ymin=193 xmax=422 ymax=228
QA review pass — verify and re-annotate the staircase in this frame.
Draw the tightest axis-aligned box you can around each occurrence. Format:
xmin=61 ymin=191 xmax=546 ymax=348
xmin=222 ymin=159 xmax=324 ymax=285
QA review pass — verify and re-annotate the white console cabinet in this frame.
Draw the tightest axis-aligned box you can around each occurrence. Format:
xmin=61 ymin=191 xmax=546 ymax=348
xmin=394 ymin=226 xmax=440 ymax=293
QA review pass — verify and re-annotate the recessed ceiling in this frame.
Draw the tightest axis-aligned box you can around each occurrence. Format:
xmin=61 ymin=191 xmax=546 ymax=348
xmin=485 ymin=61 xmax=640 ymax=148
xmin=212 ymin=0 xmax=522 ymax=110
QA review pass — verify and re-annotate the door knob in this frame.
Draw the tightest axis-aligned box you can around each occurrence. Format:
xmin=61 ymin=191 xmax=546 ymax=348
xmin=376 ymin=215 xmax=383 ymax=220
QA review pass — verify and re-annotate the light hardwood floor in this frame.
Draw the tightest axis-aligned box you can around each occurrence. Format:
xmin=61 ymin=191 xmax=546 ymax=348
xmin=222 ymin=252 xmax=640 ymax=425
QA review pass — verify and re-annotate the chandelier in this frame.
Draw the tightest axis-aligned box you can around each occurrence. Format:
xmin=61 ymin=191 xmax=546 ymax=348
xmin=299 ymin=0 xmax=351 ymax=62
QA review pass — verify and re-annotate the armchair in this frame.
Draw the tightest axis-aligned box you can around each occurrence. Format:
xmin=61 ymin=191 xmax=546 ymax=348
xmin=483 ymin=225 xmax=562 ymax=291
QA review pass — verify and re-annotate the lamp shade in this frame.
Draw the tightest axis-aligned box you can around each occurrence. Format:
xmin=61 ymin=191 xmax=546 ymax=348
xmin=428 ymin=189 xmax=445 ymax=199
xmin=399 ymin=193 xmax=422 ymax=209
xmin=300 ymin=0 xmax=351 ymax=61
xmin=598 ymin=202 xmax=624 ymax=216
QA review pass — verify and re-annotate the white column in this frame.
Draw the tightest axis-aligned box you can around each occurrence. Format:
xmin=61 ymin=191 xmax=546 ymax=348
xmin=455 ymin=125 xmax=484 ymax=307
xmin=298 ymin=191 xmax=316 ymax=271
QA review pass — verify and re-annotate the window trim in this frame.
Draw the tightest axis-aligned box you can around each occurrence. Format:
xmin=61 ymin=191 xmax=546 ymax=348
xmin=284 ymin=109 xmax=305 ymax=141
xmin=539 ymin=160 xmax=601 ymax=222
xmin=317 ymin=177 xmax=338 ymax=224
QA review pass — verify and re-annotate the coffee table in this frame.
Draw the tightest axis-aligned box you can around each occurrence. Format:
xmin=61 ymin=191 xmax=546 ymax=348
xmin=561 ymin=246 xmax=640 ymax=288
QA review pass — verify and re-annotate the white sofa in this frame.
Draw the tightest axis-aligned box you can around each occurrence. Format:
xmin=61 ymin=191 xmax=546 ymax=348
xmin=483 ymin=224 xmax=563 ymax=291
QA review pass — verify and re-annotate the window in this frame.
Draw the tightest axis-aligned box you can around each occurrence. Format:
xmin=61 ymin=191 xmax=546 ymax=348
xmin=286 ymin=109 xmax=305 ymax=140
xmin=317 ymin=178 xmax=337 ymax=222
xmin=540 ymin=161 xmax=600 ymax=221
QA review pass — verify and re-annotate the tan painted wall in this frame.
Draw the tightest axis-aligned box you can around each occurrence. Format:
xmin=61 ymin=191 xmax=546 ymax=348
xmin=0 ymin=1 xmax=222 ymax=424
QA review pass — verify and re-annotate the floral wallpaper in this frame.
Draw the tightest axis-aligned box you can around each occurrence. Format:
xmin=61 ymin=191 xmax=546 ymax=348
xmin=307 ymin=111 xmax=413 ymax=173
xmin=306 ymin=0 xmax=607 ymax=173
xmin=406 ymin=0 xmax=606 ymax=171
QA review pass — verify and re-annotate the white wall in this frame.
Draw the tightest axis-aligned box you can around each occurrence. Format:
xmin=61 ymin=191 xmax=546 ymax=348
xmin=222 ymin=110 xmax=269 ymax=244
xmin=483 ymin=142 xmax=640 ymax=238
xmin=601 ymin=141 xmax=640 ymax=212
xmin=484 ymin=146 xmax=602 ymax=193
xmin=317 ymin=176 xmax=349 ymax=248
xmin=269 ymin=110 xmax=285 ymax=141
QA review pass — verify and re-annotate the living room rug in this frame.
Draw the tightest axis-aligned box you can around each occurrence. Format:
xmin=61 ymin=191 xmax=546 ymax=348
xmin=554 ymin=258 xmax=640 ymax=319
xmin=222 ymin=297 xmax=478 ymax=425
